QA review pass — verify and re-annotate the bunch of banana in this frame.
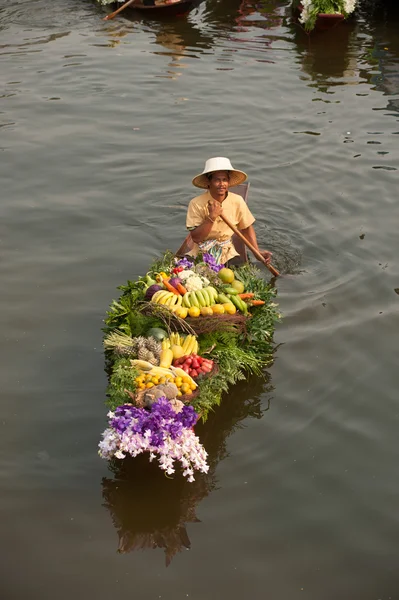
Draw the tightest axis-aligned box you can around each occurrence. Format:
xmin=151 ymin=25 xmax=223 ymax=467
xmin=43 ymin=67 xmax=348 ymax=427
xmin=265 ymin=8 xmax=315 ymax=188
xmin=130 ymin=359 xmax=197 ymax=388
xmin=182 ymin=286 xmax=218 ymax=309
xmin=181 ymin=334 xmax=198 ymax=355
xmin=151 ymin=290 xmax=182 ymax=308
xmin=161 ymin=333 xmax=198 ymax=356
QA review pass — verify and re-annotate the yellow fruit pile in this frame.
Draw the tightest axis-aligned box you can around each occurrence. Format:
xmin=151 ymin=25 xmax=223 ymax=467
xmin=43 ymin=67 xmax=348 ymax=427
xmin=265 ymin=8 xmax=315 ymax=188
xmin=135 ymin=371 xmax=196 ymax=396
xmin=187 ymin=302 xmax=236 ymax=317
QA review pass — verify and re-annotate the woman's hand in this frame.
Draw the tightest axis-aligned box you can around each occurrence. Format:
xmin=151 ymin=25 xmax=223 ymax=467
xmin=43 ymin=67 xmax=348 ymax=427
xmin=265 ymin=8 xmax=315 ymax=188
xmin=208 ymin=199 xmax=223 ymax=221
xmin=259 ymin=249 xmax=272 ymax=265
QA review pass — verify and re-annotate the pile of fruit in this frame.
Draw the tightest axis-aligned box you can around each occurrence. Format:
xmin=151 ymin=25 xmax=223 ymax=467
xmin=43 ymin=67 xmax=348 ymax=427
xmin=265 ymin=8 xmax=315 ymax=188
xmin=172 ymin=354 xmax=214 ymax=379
xmin=131 ymin=358 xmax=198 ymax=397
xmin=146 ymin=265 xmax=265 ymax=319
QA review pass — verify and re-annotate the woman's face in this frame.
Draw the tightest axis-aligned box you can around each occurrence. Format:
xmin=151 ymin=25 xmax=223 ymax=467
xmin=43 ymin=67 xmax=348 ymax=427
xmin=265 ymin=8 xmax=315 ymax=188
xmin=208 ymin=170 xmax=230 ymax=198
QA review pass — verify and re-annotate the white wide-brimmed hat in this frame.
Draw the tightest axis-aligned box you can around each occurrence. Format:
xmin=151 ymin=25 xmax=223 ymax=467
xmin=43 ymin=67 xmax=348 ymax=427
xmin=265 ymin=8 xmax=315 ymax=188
xmin=192 ymin=157 xmax=248 ymax=189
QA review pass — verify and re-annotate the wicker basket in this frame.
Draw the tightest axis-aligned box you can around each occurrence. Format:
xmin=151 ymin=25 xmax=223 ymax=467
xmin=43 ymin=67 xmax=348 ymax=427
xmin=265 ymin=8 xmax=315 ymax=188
xmin=184 ymin=314 xmax=249 ymax=335
xmin=124 ymin=362 xmax=218 ymax=406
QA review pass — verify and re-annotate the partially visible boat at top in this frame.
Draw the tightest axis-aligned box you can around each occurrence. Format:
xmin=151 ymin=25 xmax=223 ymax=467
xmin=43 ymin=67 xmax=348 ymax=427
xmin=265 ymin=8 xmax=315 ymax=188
xmin=102 ymin=0 xmax=197 ymax=15
xmin=291 ymin=1 xmax=356 ymax=33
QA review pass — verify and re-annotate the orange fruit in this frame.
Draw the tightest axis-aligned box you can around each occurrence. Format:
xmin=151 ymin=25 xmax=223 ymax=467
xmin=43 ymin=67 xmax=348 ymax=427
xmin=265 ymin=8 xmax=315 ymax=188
xmin=200 ymin=306 xmax=213 ymax=317
xmin=181 ymin=383 xmax=190 ymax=394
xmin=218 ymin=268 xmax=235 ymax=284
xmin=211 ymin=304 xmax=225 ymax=315
xmin=223 ymin=302 xmax=236 ymax=315
xmin=175 ymin=306 xmax=188 ymax=319
xmin=188 ymin=306 xmax=200 ymax=318
xmin=146 ymin=382 xmax=154 ymax=389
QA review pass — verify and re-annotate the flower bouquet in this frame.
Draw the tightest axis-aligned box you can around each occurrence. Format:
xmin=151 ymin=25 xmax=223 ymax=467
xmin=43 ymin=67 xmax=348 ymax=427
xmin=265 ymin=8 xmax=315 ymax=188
xmin=292 ymin=0 xmax=357 ymax=32
xmin=99 ymin=398 xmax=209 ymax=481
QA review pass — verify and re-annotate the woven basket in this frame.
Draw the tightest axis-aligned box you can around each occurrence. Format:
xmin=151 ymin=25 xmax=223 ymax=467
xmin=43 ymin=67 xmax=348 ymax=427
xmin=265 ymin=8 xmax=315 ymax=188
xmin=184 ymin=314 xmax=249 ymax=335
xmin=124 ymin=362 xmax=218 ymax=406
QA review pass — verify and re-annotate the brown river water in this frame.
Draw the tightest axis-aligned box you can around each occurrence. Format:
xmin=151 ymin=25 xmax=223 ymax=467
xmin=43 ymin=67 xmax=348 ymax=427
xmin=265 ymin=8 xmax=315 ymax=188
xmin=1 ymin=0 xmax=398 ymax=598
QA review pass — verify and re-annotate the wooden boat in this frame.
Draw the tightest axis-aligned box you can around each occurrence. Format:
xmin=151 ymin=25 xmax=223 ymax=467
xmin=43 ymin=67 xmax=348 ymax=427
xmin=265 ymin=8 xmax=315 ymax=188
xmin=109 ymin=0 xmax=196 ymax=15
xmin=175 ymin=182 xmax=250 ymax=264
xmin=293 ymin=2 xmax=345 ymax=32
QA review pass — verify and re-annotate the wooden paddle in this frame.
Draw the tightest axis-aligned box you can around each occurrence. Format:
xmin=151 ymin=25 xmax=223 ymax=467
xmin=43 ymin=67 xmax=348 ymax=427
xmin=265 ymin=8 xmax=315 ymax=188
xmin=103 ymin=0 xmax=136 ymax=20
xmin=220 ymin=214 xmax=280 ymax=277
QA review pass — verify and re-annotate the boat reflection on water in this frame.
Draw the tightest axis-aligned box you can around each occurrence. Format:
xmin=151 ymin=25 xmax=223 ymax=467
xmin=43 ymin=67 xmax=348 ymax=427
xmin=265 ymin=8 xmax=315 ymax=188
xmin=293 ymin=20 xmax=359 ymax=91
xmin=101 ymin=374 xmax=273 ymax=565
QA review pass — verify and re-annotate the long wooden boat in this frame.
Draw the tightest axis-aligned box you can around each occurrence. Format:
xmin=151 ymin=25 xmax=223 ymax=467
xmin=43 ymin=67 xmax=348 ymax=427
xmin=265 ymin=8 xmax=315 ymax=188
xmin=108 ymin=0 xmax=196 ymax=15
xmin=176 ymin=182 xmax=250 ymax=264
xmin=293 ymin=2 xmax=345 ymax=32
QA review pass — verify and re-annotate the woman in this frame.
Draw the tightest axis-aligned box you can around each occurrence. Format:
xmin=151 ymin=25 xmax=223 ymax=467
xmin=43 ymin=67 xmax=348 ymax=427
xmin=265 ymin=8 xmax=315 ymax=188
xmin=185 ymin=157 xmax=272 ymax=266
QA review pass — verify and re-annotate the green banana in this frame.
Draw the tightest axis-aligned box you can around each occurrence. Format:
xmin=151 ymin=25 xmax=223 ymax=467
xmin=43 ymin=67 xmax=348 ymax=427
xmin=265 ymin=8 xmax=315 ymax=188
xmin=201 ymin=288 xmax=211 ymax=306
xmin=189 ymin=291 xmax=200 ymax=309
xmin=195 ymin=289 xmax=207 ymax=307
xmin=217 ymin=293 xmax=231 ymax=304
xmin=182 ymin=292 xmax=191 ymax=308
xmin=206 ymin=286 xmax=218 ymax=303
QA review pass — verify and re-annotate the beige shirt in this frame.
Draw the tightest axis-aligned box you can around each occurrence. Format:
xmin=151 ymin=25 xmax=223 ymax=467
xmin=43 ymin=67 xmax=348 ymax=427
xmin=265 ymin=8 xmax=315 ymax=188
xmin=186 ymin=191 xmax=255 ymax=263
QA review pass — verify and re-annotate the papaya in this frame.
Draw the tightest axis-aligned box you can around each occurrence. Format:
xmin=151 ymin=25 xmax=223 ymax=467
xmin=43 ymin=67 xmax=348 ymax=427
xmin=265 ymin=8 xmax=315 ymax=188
xmin=159 ymin=348 xmax=174 ymax=369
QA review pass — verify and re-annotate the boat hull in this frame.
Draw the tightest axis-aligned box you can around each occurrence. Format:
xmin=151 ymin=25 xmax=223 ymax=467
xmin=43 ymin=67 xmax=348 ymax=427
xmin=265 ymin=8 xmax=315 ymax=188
xmin=110 ymin=0 xmax=195 ymax=15
xmin=294 ymin=3 xmax=345 ymax=32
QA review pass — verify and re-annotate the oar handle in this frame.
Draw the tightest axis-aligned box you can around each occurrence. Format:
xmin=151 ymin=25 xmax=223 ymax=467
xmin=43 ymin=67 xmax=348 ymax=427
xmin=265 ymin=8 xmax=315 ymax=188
xmin=220 ymin=214 xmax=280 ymax=277
xmin=103 ymin=0 xmax=136 ymax=20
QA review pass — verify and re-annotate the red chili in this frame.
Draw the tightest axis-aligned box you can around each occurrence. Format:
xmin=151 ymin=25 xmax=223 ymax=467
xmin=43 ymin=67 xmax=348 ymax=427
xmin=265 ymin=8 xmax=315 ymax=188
xmin=172 ymin=266 xmax=184 ymax=274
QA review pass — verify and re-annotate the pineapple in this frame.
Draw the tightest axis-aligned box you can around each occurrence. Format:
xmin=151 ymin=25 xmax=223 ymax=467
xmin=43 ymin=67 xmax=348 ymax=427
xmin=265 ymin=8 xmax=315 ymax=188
xmin=137 ymin=347 xmax=157 ymax=365
xmin=114 ymin=344 xmax=137 ymax=358
xmin=145 ymin=337 xmax=162 ymax=362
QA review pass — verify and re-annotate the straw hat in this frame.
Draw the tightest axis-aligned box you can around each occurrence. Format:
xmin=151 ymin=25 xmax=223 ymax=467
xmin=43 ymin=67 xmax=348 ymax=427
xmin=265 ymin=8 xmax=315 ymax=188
xmin=192 ymin=157 xmax=248 ymax=189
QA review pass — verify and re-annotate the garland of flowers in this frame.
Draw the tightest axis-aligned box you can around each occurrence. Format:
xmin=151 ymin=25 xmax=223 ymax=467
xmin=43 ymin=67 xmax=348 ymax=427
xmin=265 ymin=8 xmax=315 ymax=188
xmin=292 ymin=0 xmax=357 ymax=32
xmin=99 ymin=251 xmax=281 ymax=481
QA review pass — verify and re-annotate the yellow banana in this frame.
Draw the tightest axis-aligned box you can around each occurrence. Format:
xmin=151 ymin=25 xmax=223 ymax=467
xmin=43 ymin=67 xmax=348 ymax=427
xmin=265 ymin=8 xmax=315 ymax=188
xmin=154 ymin=291 xmax=171 ymax=304
xmin=165 ymin=294 xmax=177 ymax=307
xmin=158 ymin=292 xmax=174 ymax=305
xmin=151 ymin=290 xmax=168 ymax=303
xmin=181 ymin=335 xmax=193 ymax=354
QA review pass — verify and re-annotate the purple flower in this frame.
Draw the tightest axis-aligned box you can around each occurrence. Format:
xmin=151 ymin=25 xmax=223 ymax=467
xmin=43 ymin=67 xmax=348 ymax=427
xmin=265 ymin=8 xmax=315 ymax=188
xmin=176 ymin=257 xmax=194 ymax=269
xmin=202 ymin=253 xmax=225 ymax=273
